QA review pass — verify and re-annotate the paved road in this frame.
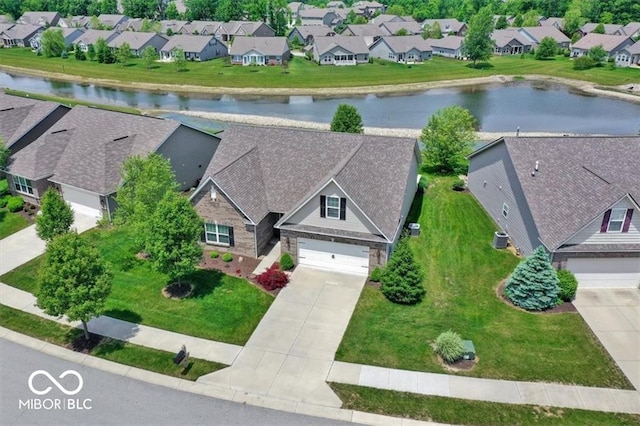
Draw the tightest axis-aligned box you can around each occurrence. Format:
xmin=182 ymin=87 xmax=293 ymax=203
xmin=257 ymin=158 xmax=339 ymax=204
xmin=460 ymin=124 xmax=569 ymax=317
xmin=0 ymin=339 xmax=352 ymax=426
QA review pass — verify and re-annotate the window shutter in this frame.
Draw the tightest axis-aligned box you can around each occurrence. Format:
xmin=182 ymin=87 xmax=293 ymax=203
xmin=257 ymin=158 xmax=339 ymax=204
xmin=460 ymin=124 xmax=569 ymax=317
xmin=320 ymin=195 xmax=326 ymax=218
xmin=228 ymin=227 xmax=235 ymax=247
xmin=600 ymin=209 xmax=611 ymax=233
xmin=622 ymin=209 xmax=634 ymax=233
xmin=340 ymin=197 xmax=346 ymax=220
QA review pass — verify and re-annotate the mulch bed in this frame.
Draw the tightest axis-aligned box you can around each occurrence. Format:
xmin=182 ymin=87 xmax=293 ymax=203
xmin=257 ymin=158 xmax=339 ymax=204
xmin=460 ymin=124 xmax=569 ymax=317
xmin=440 ymin=356 xmax=478 ymax=372
xmin=496 ymin=280 xmax=577 ymax=314
xmin=65 ymin=332 xmax=106 ymax=353
xmin=199 ymin=250 xmax=261 ymax=280
xmin=14 ymin=203 xmax=38 ymax=223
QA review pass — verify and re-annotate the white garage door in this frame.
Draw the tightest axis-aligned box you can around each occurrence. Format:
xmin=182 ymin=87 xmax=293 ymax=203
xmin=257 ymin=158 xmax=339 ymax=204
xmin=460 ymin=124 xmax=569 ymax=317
xmin=298 ymin=238 xmax=369 ymax=276
xmin=567 ymin=258 xmax=640 ymax=288
xmin=61 ymin=185 xmax=102 ymax=219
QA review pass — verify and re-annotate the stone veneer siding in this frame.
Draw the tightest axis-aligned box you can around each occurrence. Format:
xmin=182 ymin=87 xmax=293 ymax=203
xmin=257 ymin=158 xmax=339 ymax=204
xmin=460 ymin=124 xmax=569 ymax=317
xmin=279 ymin=228 xmax=389 ymax=273
xmin=192 ymin=181 xmax=256 ymax=258
xmin=552 ymin=250 xmax=640 ymax=269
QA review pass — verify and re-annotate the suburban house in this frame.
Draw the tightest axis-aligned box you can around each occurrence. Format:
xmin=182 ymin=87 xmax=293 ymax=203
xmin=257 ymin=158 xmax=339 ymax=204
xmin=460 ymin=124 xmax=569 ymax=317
xmin=191 ymin=125 xmax=420 ymax=276
xmin=177 ymin=20 xmax=221 ymax=35
xmin=518 ymin=26 xmax=570 ymax=49
xmin=369 ymin=35 xmax=432 ymax=63
xmin=327 ymin=1 xmax=346 ymax=8
xmin=75 ymin=29 xmax=120 ymax=52
xmin=491 ymin=29 xmax=532 ymax=55
xmin=58 ymin=15 xmax=91 ymax=29
xmin=108 ymin=31 xmax=168 ymax=57
xmin=97 ymin=14 xmax=129 ymax=29
xmin=299 ymin=9 xmax=344 ymax=27
xmin=378 ymin=21 xmax=423 ymax=36
xmin=30 ymin=27 xmax=85 ymax=50
xmin=578 ymin=23 xmax=624 ymax=37
xmin=571 ymin=33 xmax=634 ymax=58
xmin=372 ymin=14 xmax=415 ymax=25
xmin=288 ymin=2 xmax=305 ymax=21
xmin=213 ymin=21 xmax=275 ymax=42
xmin=421 ymin=19 xmax=467 ymax=36
xmin=5 ymin=106 xmax=220 ymax=219
xmin=615 ymin=40 xmax=640 ymax=67
xmin=340 ymin=24 xmax=386 ymax=46
xmin=537 ymin=17 xmax=564 ymax=30
xmin=0 ymin=24 xmax=43 ymax=48
xmin=160 ymin=35 xmax=227 ymax=61
xmin=0 ymin=92 xmax=71 ymax=154
xmin=468 ymin=136 xmax=640 ymax=289
xmin=230 ymin=36 xmax=290 ymax=66
xmin=119 ymin=18 xmax=143 ymax=32
xmin=427 ymin=36 xmax=465 ymax=58
xmin=352 ymin=1 xmax=386 ymax=18
xmin=288 ymin=25 xmax=336 ymax=45
xmin=312 ymin=35 xmax=369 ymax=65
xmin=159 ymin=20 xmax=189 ymax=35
xmin=620 ymin=22 xmax=640 ymax=38
xmin=17 ymin=11 xmax=61 ymax=27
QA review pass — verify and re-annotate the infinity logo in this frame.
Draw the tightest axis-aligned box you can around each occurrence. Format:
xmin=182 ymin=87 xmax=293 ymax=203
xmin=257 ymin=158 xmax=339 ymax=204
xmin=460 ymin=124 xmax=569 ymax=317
xmin=28 ymin=370 xmax=83 ymax=396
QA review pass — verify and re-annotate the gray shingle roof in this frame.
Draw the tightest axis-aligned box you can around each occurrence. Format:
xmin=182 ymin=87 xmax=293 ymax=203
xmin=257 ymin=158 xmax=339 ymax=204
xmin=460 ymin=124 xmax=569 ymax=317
xmin=201 ymin=125 xmax=418 ymax=240
xmin=580 ymin=23 xmax=623 ymax=35
xmin=426 ymin=35 xmax=464 ymax=50
xmin=8 ymin=128 xmax=72 ymax=180
xmin=518 ymin=26 xmax=569 ymax=44
xmin=572 ymin=33 xmax=632 ymax=52
xmin=0 ymin=92 xmax=68 ymax=149
xmin=229 ymin=36 xmax=288 ymax=56
xmin=292 ymin=25 xmax=336 ymax=38
xmin=314 ymin=35 xmax=369 ymax=55
xmin=18 ymin=11 xmax=59 ymax=26
xmin=421 ymin=19 xmax=465 ymax=32
xmin=475 ymin=136 xmax=640 ymax=250
xmin=160 ymin=34 xmax=222 ymax=53
xmin=379 ymin=21 xmax=423 ymax=35
xmin=491 ymin=29 xmax=531 ymax=48
xmin=76 ymin=29 xmax=119 ymax=45
xmin=108 ymin=31 xmax=167 ymax=50
xmin=342 ymin=24 xmax=385 ymax=37
xmin=373 ymin=35 xmax=432 ymax=53
xmin=621 ymin=22 xmax=640 ymax=37
xmin=624 ymin=40 xmax=640 ymax=54
xmin=97 ymin=14 xmax=128 ymax=28
xmin=1 ymin=24 xmax=42 ymax=40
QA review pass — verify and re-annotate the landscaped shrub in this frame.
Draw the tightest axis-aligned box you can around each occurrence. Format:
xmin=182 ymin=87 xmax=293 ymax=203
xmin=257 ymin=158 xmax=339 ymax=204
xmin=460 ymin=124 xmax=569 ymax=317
xmin=0 ymin=195 xmax=9 ymax=208
xmin=256 ymin=264 xmax=289 ymax=291
xmin=0 ymin=179 xmax=8 ymax=196
xmin=222 ymin=252 xmax=233 ymax=262
xmin=210 ymin=250 xmax=219 ymax=258
xmin=6 ymin=196 xmax=24 ymax=212
xmin=279 ymin=253 xmax=294 ymax=270
xmin=60 ymin=51 xmax=68 ymax=59
xmin=505 ymin=246 xmax=560 ymax=311
xmin=557 ymin=269 xmax=578 ymax=302
xmin=452 ymin=178 xmax=465 ymax=191
xmin=418 ymin=175 xmax=428 ymax=191
xmin=370 ymin=267 xmax=383 ymax=282
xmin=380 ymin=238 xmax=425 ymax=304
xmin=573 ymin=56 xmax=596 ymax=70
xmin=434 ymin=330 xmax=464 ymax=363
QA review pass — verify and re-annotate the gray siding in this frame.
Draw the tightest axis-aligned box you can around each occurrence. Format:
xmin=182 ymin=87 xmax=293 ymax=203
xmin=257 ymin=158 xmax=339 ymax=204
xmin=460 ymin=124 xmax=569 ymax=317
xmin=468 ymin=142 xmax=540 ymax=255
xmin=565 ymin=198 xmax=639 ymax=245
xmin=157 ymin=126 xmax=220 ymax=191
xmin=369 ymin=40 xmax=394 ymax=60
xmin=253 ymin=23 xmax=276 ymax=37
xmin=396 ymin=155 xmax=419 ymax=243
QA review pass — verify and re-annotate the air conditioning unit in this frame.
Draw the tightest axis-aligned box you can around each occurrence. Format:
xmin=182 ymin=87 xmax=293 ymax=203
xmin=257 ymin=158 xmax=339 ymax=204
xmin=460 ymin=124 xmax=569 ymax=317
xmin=408 ymin=223 xmax=420 ymax=237
xmin=493 ymin=231 xmax=509 ymax=249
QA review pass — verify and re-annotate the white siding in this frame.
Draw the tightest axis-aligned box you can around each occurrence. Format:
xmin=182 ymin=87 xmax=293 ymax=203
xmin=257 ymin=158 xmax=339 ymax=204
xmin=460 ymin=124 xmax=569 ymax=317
xmin=565 ymin=197 xmax=639 ymax=245
xmin=298 ymin=238 xmax=370 ymax=275
xmin=285 ymin=181 xmax=380 ymax=234
xmin=567 ymin=258 xmax=640 ymax=288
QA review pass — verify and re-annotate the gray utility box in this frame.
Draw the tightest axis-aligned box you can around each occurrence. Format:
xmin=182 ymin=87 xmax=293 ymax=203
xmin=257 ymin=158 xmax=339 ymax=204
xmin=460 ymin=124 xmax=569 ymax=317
xmin=408 ymin=223 xmax=421 ymax=237
xmin=493 ymin=231 xmax=509 ymax=249
xmin=462 ymin=340 xmax=476 ymax=360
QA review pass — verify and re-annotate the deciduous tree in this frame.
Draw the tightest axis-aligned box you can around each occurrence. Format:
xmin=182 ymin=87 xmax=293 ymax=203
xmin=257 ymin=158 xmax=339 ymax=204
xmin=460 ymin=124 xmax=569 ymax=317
xmin=116 ymin=42 xmax=132 ymax=66
xmin=462 ymin=5 xmax=494 ymax=67
xmin=588 ymin=44 xmax=607 ymax=64
xmin=36 ymin=187 xmax=74 ymax=242
xmin=592 ymin=22 xmax=605 ymax=33
xmin=330 ymin=104 xmax=364 ymax=133
xmin=0 ymin=137 xmax=9 ymax=171
xmin=494 ymin=15 xmax=508 ymax=29
xmin=535 ymin=36 xmax=557 ymax=59
xmin=41 ymin=28 xmax=66 ymax=57
xmin=142 ymin=45 xmax=158 ymax=68
xmin=173 ymin=47 xmax=187 ymax=71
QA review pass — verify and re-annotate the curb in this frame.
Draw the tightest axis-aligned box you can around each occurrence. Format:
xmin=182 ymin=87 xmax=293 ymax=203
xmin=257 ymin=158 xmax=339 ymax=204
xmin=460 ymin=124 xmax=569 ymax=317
xmin=0 ymin=327 xmax=448 ymax=426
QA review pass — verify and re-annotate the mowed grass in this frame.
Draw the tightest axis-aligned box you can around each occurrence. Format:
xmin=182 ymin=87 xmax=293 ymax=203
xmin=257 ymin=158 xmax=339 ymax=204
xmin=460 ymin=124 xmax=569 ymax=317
xmin=331 ymin=383 xmax=640 ymax=425
xmin=336 ymin=176 xmax=631 ymax=389
xmin=1 ymin=48 xmax=638 ymax=88
xmin=0 ymin=305 xmax=225 ymax=380
xmin=0 ymin=225 xmax=273 ymax=345
xmin=0 ymin=209 xmax=30 ymax=239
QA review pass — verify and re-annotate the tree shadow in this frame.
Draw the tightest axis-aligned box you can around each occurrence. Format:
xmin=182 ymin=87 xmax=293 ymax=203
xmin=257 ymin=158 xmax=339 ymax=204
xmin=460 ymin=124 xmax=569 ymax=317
xmin=465 ymin=62 xmax=494 ymax=69
xmin=185 ymin=269 xmax=225 ymax=299
xmin=0 ymin=209 xmax=6 ymax=223
xmin=405 ymin=190 xmax=424 ymax=224
xmin=180 ymin=361 xmax=193 ymax=376
xmin=88 ymin=337 xmax=124 ymax=356
xmin=103 ymin=308 xmax=143 ymax=324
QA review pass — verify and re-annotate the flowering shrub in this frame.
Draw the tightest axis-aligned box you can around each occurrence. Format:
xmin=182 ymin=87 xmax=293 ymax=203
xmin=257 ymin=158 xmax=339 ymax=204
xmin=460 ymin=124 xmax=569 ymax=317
xmin=256 ymin=264 xmax=289 ymax=291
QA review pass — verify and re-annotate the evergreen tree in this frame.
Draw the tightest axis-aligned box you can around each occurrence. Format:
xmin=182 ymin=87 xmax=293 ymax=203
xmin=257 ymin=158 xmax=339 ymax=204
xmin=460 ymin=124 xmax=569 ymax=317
xmin=116 ymin=42 xmax=133 ymax=66
xmin=330 ymin=104 xmax=364 ymax=133
xmin=380 ymin=237 xmax=425 ymax=305
xmin=36 ymin=187 xmax=74 ymax=242
xmin=505 ymin=246 xmax=560 ymax=311
xmin=0 ymin=137 xmax=9 ymax=171
xmin=166 ymin=2 xmax=180 ymax=19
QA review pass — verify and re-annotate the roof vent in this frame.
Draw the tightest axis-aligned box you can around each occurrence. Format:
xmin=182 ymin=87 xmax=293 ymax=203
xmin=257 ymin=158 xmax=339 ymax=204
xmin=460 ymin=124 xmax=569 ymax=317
xmin=535 ymin=161 xmax=539 ymax=171
xmin=113 ymin=136 xmax=129 ymax=141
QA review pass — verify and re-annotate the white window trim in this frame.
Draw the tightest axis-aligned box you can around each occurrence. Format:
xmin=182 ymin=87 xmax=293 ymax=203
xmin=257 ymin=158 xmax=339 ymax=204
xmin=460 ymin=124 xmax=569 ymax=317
xmin=205 ymin=223 xmax=230 ymax=246
xmin=502 ymin=203 xmax=509 ymax=219
xmin=12 ymin=175 xmax=34 ymax=195
xmin=326 ymin=195 xmax=341 ymax=219
xmin=607 ymin=208 xmax=627 ymax=233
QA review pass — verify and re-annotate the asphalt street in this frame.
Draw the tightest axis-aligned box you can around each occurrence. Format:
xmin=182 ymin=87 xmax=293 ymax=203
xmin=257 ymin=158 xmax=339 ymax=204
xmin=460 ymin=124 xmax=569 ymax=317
xmin=0 ymin=339 xmax=352 ymax=426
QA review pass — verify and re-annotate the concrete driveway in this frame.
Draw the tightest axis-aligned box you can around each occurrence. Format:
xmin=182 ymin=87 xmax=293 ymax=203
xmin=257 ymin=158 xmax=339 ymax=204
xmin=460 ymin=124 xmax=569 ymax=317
xmin=199 ymin=267 xmax=367 ymax=408
xmin=574 ymin=288 xmax=640 ymax=390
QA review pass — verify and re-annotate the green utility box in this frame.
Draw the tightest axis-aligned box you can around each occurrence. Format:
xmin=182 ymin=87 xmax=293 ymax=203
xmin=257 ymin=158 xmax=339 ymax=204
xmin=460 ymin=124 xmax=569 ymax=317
xmin=462 ymin=340 xmax=476 ymax=360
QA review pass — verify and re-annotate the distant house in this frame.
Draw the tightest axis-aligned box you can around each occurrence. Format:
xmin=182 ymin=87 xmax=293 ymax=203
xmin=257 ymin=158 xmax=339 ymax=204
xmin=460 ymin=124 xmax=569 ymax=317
xmin=492 ymin=29 xmax=532 ymax=55
xmin=0 ymin=24 xmax=43 ymax=48
xmin=288 ymin=25 xmax=336 ymax=45
xmin=352 ymin=1 xmax=386 ymax=18
xmin=120 ymin=18 xmax=144 ymax=32
xmin=369 ymin=35 xmax=432 ymax=63
xmin=571 ymin=33 xmax=634 ymax=58
xmin=213 ymin=21 xmax=275 ymax=42
xmin=108 ymin=31 xmax=168 ymax=57
xmin=372 ymin=14 xmax=415 ymax=25
xmin=518 ymin=26 xmax=570 ymax=49
xmin=17 ymin=11 xmax=61 ymax=27
xmin=230 ymin=36 xmax=290 ymax=66
xmin=288 ymin=2 xmax=305 ymax=21
xmin=159 ymin=20 xmax=189 ymax=35
xmin=58 ymin=15 xmax=91 ymax=29
xmin=537 ymin=17 xmax=564 ymax=31
xmin=177 ymin=20 xmax=220 ymax=35
xmin=578 ymin=23 xmax=624 ymax=37
xmin=30 ymin=27 xmax=85 ymax=50
xmin=75 ymin=29 xmax=120 ymax=52
xmin=421 ymin=19 xmax=467 ymax=36
xmin=468 ymin=136 xmax=640 ymax=289
xmin=97 ymin=14 xmax=129 ymax=29
xmin=312 ymin=35 xmax=369 ymax=65
xmin=340 ymin=24 xmax=386 ymax=46
xmin=300 ymin=9 xmax=344 ymax=27
xmin=615 ymin=40 xmax=640 ymax=67
xmin=620 ymin=22 xmax=640 ymax=38
xmin=378 ymin=21 xmax=423 ymax=36
xmin=427 ymin=35 xmax=465 ymax=58
xmin=160 ymin=35 xmax=227 ymax=61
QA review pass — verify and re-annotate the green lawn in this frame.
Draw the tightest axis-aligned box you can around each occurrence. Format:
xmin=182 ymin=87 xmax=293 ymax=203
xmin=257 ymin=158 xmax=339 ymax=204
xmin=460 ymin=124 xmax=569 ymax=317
xmin=336 ymin=176 xmax=631 ymax=389
xmin=1 ymin=48 xmax=638 ymax=88
xmin=0 ymin=225 xmax=273 ymax=345
xmin=331 ymin=383 xmax=640 ymax=425
xmin=0 ymin=209 xmax=30 ymax=239
xmin=4 ymin=89 xmax=141 ymax=115
xmin=0 ymin=305 xmax=225 ymax=380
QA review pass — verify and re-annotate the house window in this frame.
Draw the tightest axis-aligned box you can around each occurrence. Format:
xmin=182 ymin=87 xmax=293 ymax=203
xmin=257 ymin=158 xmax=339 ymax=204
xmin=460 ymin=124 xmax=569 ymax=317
xmin=12 ymin=175 xmax=33 ymax=195
xmin=607 ymin=208 xmax=627 ymax=232
xmin=502 ymin=203 xmax=509 ymax=218
xmin=326 ymin=196 xmax=340 ymax=219
xmin=205 ymin=223 xmax=231 ymax=245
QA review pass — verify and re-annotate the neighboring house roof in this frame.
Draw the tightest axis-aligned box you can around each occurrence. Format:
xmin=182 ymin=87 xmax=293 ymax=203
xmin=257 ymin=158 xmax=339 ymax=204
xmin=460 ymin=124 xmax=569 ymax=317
xmin=97 ymin=14 xmax=129 ymax=28
xmin=371 ymin=35 xmax=432 ymax=53
xmin=572 ymin=33 xmax=632 ymax=52
xmin=216 ymin=21 xmax=272 ymax=37
xmin=161 ymin=34 xmax=223 ymax=53
xmin=160 ymin=20 xmax=189 ymax=33
xmin=470 ymin=136 xmax=640 ymax=251
xmin=373 ymin=14 xmax=413 ymax=24
xmin=342 ymin=24 xmax=386 ymax=37
xmin=621 ymin=22 xmax=640 ymax=37
xmin=0 ymin=92 xmax=68 ymax=150
xmin=108 ymin=31 xmax=168 ymax=50
xmin=491 ymin=29 xmax=531 ymax=48
xmin=121 ymin=18 xmax=143 ymax=32
xmin=426 ymin=35 xmax=464 ymax=50
xmin=76 ymin=29 xmax=120 ymax=45
xmin=0 ymin=24 xmax=42 ymax=41
xmin=291 ymin=25 xmax=336 ymax=38
xmin=288 ymin=2 xmax=304 ymax=13
xmin=379 ymin=21 xmax=423 ymax=35
xmin=538 ymin=17 xmax=563 ymax=29
xmin=17 ymin=11 xmax=59 ymax=26
xmin=198 ymin=125 xmax=419 ymax=241
xmin=622 ymin=40 xmax=640 ymax=54
xmin=59 ymin=15 xmax=91 ymax=28
xmin=0 ymin=15 xmax=12 ymax=24
xmin=327 ymin=1 xmax=346 ymax=8
xmin=229 ymin=36 xmax=288 ymax=56
xmin=580 ymin=23 xmax=623 ymax=35
xmin=518 ymin=26 xmax=570 ymax=44
xmin=314 ymin=35 xmax=369 ymax=55
xmin=421 ymin=18 xmax=465 ymax=33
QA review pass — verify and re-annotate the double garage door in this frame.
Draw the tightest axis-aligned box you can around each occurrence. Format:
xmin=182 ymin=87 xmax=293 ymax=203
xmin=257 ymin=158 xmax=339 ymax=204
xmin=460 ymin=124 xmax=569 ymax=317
xmin=298 ymin=238 xmax=370 ymax=276
xmin=567 ymin=258 xmax=640 ymax=288
xmin=61 ymin=185 xmax=103 ymax=219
